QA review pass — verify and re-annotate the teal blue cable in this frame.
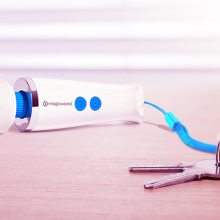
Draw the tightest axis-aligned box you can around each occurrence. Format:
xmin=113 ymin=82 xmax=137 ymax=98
xmin=144 ymin=101 xmax=166 ymax=115
xmin=144 ymin=102 xmax=217 ymax=153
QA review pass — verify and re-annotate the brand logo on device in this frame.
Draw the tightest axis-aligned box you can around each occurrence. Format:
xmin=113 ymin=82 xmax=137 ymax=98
xmin=43 ymin=100 xmax=72 ymax=107
xmin=43 ymin=101 xmax=48 ymax=107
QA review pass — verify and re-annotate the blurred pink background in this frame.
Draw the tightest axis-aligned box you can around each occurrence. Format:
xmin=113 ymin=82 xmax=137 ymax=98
xmin=0 ymin=0 xmax=220 ymax=86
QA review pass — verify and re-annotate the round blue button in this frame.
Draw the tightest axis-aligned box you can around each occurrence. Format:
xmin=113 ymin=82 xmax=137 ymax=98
xmin=75 ymin=97 xmax=87 ymax=111
xmin=90 ymin=96 xmax=101 ymax=111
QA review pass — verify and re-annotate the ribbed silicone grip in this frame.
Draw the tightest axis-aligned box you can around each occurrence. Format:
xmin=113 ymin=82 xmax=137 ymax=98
xmin=15 ymin=91 xmax=32 ymax=118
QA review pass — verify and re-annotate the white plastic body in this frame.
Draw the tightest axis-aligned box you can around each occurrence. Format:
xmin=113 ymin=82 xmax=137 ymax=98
xmin=32 ymin=78 xmax=144 ymax=131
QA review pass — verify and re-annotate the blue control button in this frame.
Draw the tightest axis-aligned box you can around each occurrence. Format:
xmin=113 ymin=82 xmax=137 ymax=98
xmin=90 ymin=96 xmax=101 ymax=111
xmin=75 ymin=97 xmax=87 ymax=111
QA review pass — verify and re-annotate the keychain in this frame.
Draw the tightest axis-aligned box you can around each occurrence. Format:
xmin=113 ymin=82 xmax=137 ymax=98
xmin=129 ymin=142 xmax=220 ymax=189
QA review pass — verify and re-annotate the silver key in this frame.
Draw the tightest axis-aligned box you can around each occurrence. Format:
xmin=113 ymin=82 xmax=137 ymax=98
xmin=129 ymin=142 xmax=220 ymax=189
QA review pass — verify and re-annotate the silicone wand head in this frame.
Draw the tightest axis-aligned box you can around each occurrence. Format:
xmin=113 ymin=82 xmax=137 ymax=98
xmin=0 ymin=78 xmax=16 ymax=134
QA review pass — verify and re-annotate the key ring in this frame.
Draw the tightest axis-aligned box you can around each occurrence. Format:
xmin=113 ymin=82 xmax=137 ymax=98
xmin=216 ymin=141 xmax=220 ymax=167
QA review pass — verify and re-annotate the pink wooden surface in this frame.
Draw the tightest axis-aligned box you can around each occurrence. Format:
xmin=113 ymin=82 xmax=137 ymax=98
xmin=0 ymin=83 xmax=220 ymax=219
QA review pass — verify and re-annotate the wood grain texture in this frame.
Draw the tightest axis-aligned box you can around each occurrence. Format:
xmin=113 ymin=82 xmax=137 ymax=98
xmin=0 ymin=83 xmax=220 ymax=220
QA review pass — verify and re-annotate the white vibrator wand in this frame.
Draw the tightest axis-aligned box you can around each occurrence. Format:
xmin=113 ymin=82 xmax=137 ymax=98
xmin=0 ymin=77 xmax=218 ymax=154
xmin=0 ymin=77 xmax=144 ymax=133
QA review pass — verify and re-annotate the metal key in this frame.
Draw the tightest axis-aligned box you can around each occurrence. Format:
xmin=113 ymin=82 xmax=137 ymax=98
xmin=129 ymin=142 xmax=220 ymax=189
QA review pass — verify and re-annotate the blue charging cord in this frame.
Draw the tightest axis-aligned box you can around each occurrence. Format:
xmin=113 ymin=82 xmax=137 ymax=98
xmin=144 ymin=101 xmax=217 ymax=153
